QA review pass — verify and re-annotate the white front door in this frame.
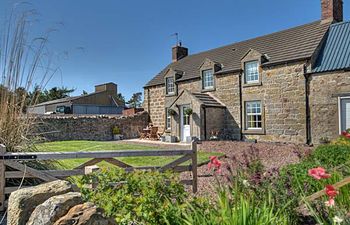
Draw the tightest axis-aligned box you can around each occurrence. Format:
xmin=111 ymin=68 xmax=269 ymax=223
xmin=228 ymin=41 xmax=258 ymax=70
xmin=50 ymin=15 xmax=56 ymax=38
xmin=180 ymin=105 xmax=191 ymax=142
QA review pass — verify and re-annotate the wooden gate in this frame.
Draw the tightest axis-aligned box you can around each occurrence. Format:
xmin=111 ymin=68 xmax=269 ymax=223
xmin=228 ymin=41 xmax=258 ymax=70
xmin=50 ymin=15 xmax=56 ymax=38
xmin=0 ymin=141 xmax=198 ymax=211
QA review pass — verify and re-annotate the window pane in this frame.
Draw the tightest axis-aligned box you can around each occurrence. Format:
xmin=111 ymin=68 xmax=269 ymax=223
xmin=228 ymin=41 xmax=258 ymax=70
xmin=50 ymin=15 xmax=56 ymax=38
xmin=245 ymin=101 xmax=262 ymax=129
xmin=202 ymin=69 xmax=214 ymax=89
xmin=166 ymin=108 xmax=171 ymax=130
xmin=245 ymin=61 xmax=259 ymax=84
xmin=166 ymin=77 xmax=175 ymax=94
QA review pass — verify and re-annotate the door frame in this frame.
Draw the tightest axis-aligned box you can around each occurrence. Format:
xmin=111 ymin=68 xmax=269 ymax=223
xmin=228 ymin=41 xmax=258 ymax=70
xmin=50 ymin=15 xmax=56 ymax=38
xmin=338 ymin=96 xmax=350 ymax=134
xmin=180 ymin=104 xmax=191 ymax=142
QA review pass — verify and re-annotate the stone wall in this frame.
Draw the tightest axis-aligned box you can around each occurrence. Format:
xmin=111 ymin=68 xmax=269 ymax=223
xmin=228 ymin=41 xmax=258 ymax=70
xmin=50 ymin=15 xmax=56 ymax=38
xmin=309 ymin=70 xmax=350 ymax=144
xmin=242 ymin=61 xmax=308 ymax=144
xmin=33 ymin=112 xmax=149 ymax=141
xmin=143 ymin=85 xmax=166 ymax=132
xmin=144 ymin=73 xmax=242 ymax=140
xmin=144 ymin=61 xmax=309 ymax=143
xmin=7 ymin=180 xmax=116 ymax=225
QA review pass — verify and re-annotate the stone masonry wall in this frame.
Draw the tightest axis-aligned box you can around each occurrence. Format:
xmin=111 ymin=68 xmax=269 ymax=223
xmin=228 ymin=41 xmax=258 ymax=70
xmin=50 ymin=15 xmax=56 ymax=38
xmin=309 ymin=70 xmax=350 ymax=145
xmin=242 ymin=61 xmax=307 ymax=144
xmin=144 ymin=73 xmax=241 ymax=140
xmin=145 ymin=61 xmax=312 ymax=144
xmin=144 ymin=85 xmax=166 ymax=132
xmin=33 ymin=112 xmax=149 ymax=141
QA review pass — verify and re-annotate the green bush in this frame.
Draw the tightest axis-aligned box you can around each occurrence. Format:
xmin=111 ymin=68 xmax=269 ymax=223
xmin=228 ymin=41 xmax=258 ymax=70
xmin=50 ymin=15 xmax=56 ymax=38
xmin=310 ymin=144 xmax=350 ymax=167
xmin=78 ymin=168 xmax=187 ymax=225
xmin=112 ymin=126 xmax=121 ymax=135
xmin=181 ymin=179 xmax=293 ymax=225
xmin=274 ymin=143 xmax=350 ymax=220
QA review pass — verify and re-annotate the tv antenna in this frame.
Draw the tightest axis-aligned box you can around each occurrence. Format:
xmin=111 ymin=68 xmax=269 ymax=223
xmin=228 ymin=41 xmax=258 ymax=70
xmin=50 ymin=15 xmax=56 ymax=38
xmin=171 ymin=32 xmax=180 ymax=46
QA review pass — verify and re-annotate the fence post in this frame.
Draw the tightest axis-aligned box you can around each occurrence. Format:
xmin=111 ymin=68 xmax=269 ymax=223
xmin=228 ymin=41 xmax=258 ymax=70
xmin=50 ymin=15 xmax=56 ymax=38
xmin=191 ymin=141 xmax=198 ymax=193
xmin=85 ymin=165 xmax=99 ymax=189
xmin=0 ymin=144 xmax=6 ymax=211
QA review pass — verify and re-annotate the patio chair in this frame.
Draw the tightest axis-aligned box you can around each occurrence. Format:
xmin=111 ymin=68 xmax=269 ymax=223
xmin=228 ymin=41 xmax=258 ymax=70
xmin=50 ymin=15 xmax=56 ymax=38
xmin=139 ymin=131 xmax=148 ymax=139
xmin=149 ymin=127 xmax=159 ymax=140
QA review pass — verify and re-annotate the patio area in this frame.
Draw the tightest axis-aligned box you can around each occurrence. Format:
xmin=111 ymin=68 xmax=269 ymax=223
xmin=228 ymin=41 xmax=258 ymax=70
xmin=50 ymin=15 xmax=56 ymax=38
xmin=120 ymin=138 xmax=191 ymax=149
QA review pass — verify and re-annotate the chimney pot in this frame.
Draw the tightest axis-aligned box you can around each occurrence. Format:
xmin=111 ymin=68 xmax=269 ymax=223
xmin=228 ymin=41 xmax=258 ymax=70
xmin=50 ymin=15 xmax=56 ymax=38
xmin=321 ymin=0 xmax=343 ymax=22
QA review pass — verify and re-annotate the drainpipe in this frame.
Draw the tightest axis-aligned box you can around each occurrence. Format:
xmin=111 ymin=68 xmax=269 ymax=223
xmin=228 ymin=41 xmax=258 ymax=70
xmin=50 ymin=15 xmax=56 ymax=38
xmin=239 ymin=71 xmax=243 ymax=140
xmin=304 ymin=65 xmax=312 ymax=145
xmin=203 ymin=106 xmax=207 ymax=140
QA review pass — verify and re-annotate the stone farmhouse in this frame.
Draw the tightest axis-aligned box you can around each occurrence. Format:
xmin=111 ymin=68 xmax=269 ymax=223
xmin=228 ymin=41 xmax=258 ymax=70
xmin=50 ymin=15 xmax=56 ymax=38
xmin=144 ymin=0 xmax=350 ymax=145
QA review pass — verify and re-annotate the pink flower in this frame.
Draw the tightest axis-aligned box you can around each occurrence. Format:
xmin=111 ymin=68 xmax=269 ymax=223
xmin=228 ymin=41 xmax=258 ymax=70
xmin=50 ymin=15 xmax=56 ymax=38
xmin=324 ymin=185 xmax=338 ymax=208
xmin=208 ymin=156 xmax=222 ymax=173
xmin=325 ymin=198 xmax=335 ymax=208
xmin=341 ymin=131 xmax=350 ymax=138
xmin=308 ymin=167 xmax=331 ymax=180
xmin=325 ymin=185 xmax=338 ymax=198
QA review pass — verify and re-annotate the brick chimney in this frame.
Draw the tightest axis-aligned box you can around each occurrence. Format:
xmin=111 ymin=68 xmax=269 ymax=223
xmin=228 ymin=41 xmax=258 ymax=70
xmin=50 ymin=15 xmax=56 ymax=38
xmin=321 ymin=0 xmax=343 ymax=22
xmin=172 ymin=42 xmax=188 ymax=62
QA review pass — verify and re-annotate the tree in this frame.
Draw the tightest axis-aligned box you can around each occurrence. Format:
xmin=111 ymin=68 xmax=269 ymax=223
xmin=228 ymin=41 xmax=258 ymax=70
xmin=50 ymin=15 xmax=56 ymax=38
xmin=115 ymin=93 xmax=126 ymax=105
xmin=127 ymin=92 xmax=142 ymax=108
xmin=28 ymin=86 xmax=75 ymax=104
xmin=44 ymin=87 xmax=75 ymax=101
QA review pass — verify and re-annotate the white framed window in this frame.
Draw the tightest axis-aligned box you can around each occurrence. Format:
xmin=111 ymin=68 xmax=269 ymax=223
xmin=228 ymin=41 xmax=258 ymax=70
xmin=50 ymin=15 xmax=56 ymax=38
xmin=339 ymin=97 xmax=350 ymax=133
xmin=244 ymin=61 xmax=259 ymax=84
xmin=166 ymin=77 xmax=175 ymax=95
xmin=245 ymin=101 xmax=262 ymax=129
xmin=165 ymin=108 xmax=171 ymax=130
xmin=202 ymin=69 xmax=214 ymax=90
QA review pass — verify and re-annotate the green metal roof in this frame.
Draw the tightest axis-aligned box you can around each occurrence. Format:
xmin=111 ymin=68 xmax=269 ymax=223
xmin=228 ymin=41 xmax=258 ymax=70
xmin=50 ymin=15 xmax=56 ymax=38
xmin=313 ymin=21 xmax=350 ymax=73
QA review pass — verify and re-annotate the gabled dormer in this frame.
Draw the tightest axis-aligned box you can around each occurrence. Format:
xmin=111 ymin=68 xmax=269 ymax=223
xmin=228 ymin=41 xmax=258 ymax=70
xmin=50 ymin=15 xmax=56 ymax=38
xmin=241 ymin=48 xmax=268 ymax=87
xmin=199 ymin=58 xmax=222 ymax=92
xmin=164 ymin=68 xmax=183 ymax=96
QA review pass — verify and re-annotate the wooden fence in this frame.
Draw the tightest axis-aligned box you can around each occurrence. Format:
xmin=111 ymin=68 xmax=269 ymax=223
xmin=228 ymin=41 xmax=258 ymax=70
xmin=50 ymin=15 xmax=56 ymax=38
xmin=0 ymin=141 xmax=198 ymax=211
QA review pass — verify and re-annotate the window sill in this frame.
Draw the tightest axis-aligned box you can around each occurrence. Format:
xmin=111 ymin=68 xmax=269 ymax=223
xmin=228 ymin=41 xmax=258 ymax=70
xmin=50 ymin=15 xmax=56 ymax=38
xmin=201 ymin=88 xmax=216 ymax=93
xmin=165 ymin=93 xmax=177 ymax=97
xmin=242 ymin=129 xmax=265 ymax=135
xmin=243 ymin=82 xmax=262 ymax=88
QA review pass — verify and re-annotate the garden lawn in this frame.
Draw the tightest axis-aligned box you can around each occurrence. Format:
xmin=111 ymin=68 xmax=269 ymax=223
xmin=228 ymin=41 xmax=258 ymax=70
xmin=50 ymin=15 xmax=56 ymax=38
xmin=35 ymin=140 xmax=222 ymax=169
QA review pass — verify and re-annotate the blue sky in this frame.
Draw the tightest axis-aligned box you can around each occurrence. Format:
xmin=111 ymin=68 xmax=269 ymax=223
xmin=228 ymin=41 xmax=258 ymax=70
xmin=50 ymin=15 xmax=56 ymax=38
xmin=1 ymin=0 xmax=349 ymax=100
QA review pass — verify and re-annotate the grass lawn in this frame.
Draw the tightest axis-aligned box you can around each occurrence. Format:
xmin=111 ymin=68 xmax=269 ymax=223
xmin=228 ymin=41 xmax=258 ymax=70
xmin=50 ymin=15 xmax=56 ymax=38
xmin=35 ymin=140 xmax=222 ymax=169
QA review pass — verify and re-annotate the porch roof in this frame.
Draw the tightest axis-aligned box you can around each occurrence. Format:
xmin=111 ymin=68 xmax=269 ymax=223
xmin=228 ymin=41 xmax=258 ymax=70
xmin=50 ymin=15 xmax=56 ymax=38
xmin=169 ymin=90 xmax=225 ymax=109
xmin=191 ymin=93 xmax=225 ymax=108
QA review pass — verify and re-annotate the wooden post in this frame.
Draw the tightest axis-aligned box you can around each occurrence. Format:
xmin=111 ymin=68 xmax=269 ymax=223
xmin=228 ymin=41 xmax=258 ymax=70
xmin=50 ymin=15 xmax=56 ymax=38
xmin=0 ymin=144 xmax=6 ymax=211
xmin=84 ymin=165 xmax=99 ymax=189
xmin=191 ymin=141 xmax=198 ymax=193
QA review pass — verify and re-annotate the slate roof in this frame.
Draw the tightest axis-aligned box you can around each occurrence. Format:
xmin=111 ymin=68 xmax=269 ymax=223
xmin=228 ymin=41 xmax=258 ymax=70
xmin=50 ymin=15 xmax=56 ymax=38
xmin=33 ymin=96 xmax=81 ymax=107
xmin=145 ymin=20 xmax=331 ymax=87
xmin=313 ymin=21 xmax=350 ymax=73
xmin=33 ymin=91 xmax=105 ymax=107
xmin=192 ymin=93 xmax=225 ymax=108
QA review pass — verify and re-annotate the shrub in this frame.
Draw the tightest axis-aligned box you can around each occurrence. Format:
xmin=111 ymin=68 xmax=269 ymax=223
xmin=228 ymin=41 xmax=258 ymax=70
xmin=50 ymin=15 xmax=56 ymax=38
xmin=112 ymin=126 xmax=121 ymax=135
xmin=181 ymin=176 xmax=293 ymax=225
xmin=274 ymin=144 xmax=350 ymax=216
xmin=309 ymin=144 xmax=350 ymax=168
xmin=78 ymin=168 xmax=187 ymax=225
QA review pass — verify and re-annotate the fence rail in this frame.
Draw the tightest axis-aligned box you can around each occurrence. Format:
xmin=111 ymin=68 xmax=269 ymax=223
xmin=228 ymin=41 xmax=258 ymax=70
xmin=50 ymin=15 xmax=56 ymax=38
xmin=0 ymin=141 xmax=198 ymax=211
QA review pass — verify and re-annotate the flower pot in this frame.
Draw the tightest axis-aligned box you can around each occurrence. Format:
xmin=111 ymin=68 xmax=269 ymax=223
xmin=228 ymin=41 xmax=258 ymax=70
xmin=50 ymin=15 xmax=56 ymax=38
xmin=113 ymin=134 xmax=123 ymax=141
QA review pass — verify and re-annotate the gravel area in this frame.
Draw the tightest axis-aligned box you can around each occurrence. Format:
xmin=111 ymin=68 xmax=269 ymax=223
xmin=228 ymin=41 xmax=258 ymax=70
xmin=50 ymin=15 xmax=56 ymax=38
xmin=181 ymin=141 xmax=313 ymax=196
xmin=116 ymin=140 xmax=313 ymax=196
